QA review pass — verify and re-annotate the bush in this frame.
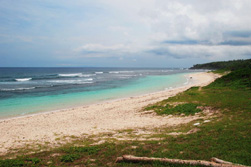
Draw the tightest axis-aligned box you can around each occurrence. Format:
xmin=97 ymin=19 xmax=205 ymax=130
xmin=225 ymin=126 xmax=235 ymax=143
xmin=0 ymin=159 xmax=25 ymax=167
xmin=145 ymin=103 xmax=201 ymax=116
xmin=207 ymin=68 xmax=251 ymax=89
xmin=190 ymin=59 xmax=251 ymax=71
xmin=65 ymin=146 xmax=100 ymax=155
xmin=162 ymin=103 xmax=201 ymax=116
xmin=60 ymin=154 xmax=81 ymax=162
xmin=172 ymin=103 xmax=201 ymax=115
xmin=26 ymin=157 xmax=41 ymax=164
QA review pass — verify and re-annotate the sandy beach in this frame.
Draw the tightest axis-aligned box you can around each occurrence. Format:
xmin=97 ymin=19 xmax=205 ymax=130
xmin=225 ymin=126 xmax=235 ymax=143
xmin=0 ymin=72 xmax=219 ymax=155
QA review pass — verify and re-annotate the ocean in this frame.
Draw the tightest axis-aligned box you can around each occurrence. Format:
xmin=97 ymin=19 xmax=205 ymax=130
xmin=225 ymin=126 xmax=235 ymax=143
xmin=0 ymin=67 xmax=201 ymax=119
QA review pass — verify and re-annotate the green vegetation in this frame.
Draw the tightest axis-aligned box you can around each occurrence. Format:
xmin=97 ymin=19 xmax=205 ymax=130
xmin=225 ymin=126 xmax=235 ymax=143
xmin=0 ymin=159 xmax=25 ymax=167
xmin=60 ymin=154 xmax=81 ymax=162
xmin=0 ymin=157 xmax=42 ymax=167
xmin=64 ymin=146 xmax=100 ymax=154
xmin=60 ymin=146 xmax=101 ymax=163
xmin=145 ymin=103 xmax=201 ymax=116
xmin=190 ymin=58 xmax=250 ymax=70
xmin=207 ymin=68 xmax=251 ymax=89
xmin=26 ymin=157 xmax=41 ymax=165
xmin=0 ymin=60 xmax=250 ymax=166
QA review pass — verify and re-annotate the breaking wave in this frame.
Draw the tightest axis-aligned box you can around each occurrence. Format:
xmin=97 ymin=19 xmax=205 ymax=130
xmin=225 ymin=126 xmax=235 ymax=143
xmin=58 ymin=73 xmax=83 ymax=77
xmin=15 ymin=78 xmax=32 ymax=82
xmin=0 ymin=87 xmax=36 ymax=91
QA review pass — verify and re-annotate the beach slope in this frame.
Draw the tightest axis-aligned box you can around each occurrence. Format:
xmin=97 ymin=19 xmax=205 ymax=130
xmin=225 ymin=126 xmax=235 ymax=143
xmin=0 ymin=72 xmax=219 ymax=155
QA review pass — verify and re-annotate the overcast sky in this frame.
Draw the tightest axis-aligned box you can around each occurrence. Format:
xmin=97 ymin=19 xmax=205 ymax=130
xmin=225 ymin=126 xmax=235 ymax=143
xmin=0 ymin=0 xmax=250 ymax=67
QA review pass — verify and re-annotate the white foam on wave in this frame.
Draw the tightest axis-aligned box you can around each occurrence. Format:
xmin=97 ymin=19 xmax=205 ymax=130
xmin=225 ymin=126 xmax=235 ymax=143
xmin=183 ymin=81 xmax=189 ymax=85
xmin=161 ymin=70 xmax=173 ymax=72
xmin=109 ymin=71 xmax=133 ymax=74
xmin=81 ymin=74 xmax=96 ymax=77
xmin=84 ymin=78 xmax=93 ymax=81
xmin=109 ymin=71 xmax=119 ymax=74
xmin=183 ymin=76 xmax=190 ymax=85
xmin=118 ymin=74 xmax=137 ymax=77
xmin=58 ymin=73 xmax=83 ymax=77
xmin=95 ymin=72 xmax=103 ymax=74
xmin=17 ymin=87 xmax=36 ymax=90
xmin=0 ymin=88 xmax=16 ymax=91
xmin=119 ymin=71 xmax=134 ymax=73
xmin=15 ymin=78 xmax=32 ymax=82
xmin=1 ymin=87 xmax=35 ymax=91
xmin=165 ymin=87 xmax=173 ymax=90
xmin=118 ymin=77 xmax=130 ymax=79
xmin=49 ymin=79 xmax=93 ymax=84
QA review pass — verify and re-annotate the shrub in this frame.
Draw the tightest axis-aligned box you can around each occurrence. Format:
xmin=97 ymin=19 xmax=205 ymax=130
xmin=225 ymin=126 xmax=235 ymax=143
xmin=207 ymin=68 xmax=251 ymax=89
xmin=60 ymin=154 xmax=81 ymax=162
xmin=145 ymin=103 xmax=201 ymax=116
xmin=66 ymin=146 xmax=100 ymax=155
xmin=171 ymin=103 xmax=201 ymax=115
xmin=0 ymin=159 xmax=25 ymax=167
xmin=26 ymin=157 xmax=41 ymax=164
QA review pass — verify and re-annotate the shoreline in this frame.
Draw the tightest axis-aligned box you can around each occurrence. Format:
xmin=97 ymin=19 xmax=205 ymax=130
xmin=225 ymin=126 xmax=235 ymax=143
xmin=0 ymin=72 xmax=219 ymax=155
xmin=0 ymin=72 xmax=192 ymax=122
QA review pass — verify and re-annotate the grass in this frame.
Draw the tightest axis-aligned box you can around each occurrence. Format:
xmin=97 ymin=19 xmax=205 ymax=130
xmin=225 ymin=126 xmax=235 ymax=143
xmin=207 ymin=68 xmax=251 ymax=89
xmin=60 ymin=154 xmax=81 ymax=162
xmin=145 ymin=103 xmax=201 ymax=116
xmin=63 ymin=146 xmax=100 ymax=155
xmin=144 ymin=69 xmax=251 ymax=165
xmin=0 ymin=159 xmax=25 ymax=167
xmin=0 ymin=69 xmax=250 ymax=166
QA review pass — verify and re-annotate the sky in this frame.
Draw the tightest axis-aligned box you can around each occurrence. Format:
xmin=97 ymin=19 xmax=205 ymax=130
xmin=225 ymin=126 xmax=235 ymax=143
xmin=0 ymin=0 xmax=251 ymax=68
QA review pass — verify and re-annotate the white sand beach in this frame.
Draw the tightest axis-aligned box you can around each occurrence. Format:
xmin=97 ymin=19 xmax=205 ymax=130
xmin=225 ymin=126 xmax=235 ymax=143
xmin=0 ymin=72 xmax=219 ymax=155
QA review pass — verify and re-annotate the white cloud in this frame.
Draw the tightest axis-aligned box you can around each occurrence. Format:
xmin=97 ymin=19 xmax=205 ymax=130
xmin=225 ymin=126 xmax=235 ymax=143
xmin=140 ymin=0 xmax=251 ymax=43
xmin=74 ymin=43 xmax=144 ymax=58
xmin=89 ymin=1 xmax=251 ymax=55
xmin=150 ymin=44 xmax=251 ymax=61
xmin=1 ymin=0 xmax=251 ymax=67
xmin=76 ymin=43 xmax=127 ymax=52
xmin=73 ymin=0 xmax=251 ymax=62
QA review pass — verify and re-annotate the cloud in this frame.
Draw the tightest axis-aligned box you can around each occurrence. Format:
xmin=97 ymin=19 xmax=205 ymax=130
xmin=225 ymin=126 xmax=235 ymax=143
xmin=1 ymin=0 xmax=251 ymax=67
xmin=141 ymin=0 xmax=251 ymax=43
xmin=226 ymin=31 xmax=251 ymax=38
xmin=149 ymin=44 xmax=251 ymax=60
xmin=137 ymin=0 xmax=251 ymax=63
xmin=77 ymin=43 xmax=128 ymax=52
xmin=74 ymin=43 xmax=139 ymax=58
xmin=99 ymin=0 xmax=251 ymax=59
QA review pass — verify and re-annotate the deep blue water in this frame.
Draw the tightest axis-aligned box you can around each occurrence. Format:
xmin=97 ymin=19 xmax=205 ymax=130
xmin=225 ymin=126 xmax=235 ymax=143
xmin=0 ymin=67 xmax=201 ymax=118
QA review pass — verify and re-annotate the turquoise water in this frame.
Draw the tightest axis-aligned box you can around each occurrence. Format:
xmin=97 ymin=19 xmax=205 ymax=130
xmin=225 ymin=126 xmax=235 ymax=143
xmin=0 ymin=73 xmax=188 ymax=119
